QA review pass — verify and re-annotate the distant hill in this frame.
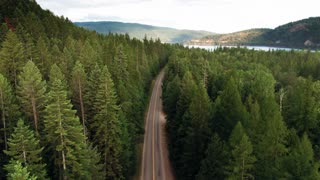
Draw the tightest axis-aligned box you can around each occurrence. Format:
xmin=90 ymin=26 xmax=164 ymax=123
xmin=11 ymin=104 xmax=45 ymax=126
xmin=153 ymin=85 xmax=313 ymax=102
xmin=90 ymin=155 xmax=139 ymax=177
xmin=75 ymin=21 xmax=216 ymax=43
xmin=185 ymin=29 xmax=271 ymax=46
xmin=187 ymin=17 xmax=320 ymax=48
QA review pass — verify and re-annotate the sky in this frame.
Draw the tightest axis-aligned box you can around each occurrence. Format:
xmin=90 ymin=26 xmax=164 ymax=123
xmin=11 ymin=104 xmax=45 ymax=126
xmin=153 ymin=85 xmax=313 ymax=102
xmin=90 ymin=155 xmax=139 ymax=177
xmin=37 ymin=0 xmax=319 ymax=33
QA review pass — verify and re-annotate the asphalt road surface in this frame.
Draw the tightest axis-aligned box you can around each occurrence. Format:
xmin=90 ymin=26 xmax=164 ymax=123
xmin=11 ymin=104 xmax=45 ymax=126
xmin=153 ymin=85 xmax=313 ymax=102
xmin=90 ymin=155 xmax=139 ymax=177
xmin=140 ymin=71 xmax=174 ymax=180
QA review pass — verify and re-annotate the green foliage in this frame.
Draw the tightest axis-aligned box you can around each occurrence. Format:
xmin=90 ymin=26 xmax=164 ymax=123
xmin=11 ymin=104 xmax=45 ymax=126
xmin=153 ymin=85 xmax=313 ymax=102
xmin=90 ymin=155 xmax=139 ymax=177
xmin=90 ymin=66 xmax=123 ymax=179
xmin=0 ymin=0 xmax=169 ymax=179
xmin=0 ymin=31 xmax=25 ymax=87
xmin=4 ymin=119 xmax=47 ymax=179
xmin=7 ymin=161 xmax=37 ymax=180
xmin=0 ymin=74 xmax=19 ymax=150
xmin=17 ymin=61 xmax=46 ymax=134
xmin=44 ymin=65 xmax=88 ymax=179
xmin=283 ymin=133 xmax=320 ymax=179
xmin=227 ymin=122 xmax=256 ymax=180
xmin=163 ymin=46 xmax=320 ymax=179
xmin=196 ymin=134 xmax=229 ymax=180
xmin=213 ymin=77 xmax=249 ymax=139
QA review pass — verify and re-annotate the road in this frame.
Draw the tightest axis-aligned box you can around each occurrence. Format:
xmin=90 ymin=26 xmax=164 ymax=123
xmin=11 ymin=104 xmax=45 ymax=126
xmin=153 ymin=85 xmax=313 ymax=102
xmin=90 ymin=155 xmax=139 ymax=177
xmin=140 ymin=71 xmax=174 ymax=180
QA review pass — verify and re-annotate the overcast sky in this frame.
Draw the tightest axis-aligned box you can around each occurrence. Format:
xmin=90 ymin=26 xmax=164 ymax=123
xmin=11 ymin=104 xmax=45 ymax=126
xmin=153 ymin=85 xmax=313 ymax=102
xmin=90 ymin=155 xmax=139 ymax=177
xmin=37 ymin=0 xmax=319 ymax=33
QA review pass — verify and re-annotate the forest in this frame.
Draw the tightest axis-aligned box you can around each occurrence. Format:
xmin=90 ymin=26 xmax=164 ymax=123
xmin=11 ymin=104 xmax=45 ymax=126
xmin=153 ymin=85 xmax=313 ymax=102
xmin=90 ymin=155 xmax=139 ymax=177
xmin=2 ymin=0 xmax=320 ymax=180
xmin=163 ymin=46 xmax=320 ymax=179
xmin=0 ymin=0 xmax=169 ymax=179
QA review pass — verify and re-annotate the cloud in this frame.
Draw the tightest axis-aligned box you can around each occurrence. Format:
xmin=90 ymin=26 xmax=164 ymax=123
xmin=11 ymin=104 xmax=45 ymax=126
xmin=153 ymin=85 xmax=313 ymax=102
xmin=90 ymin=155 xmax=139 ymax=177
xmin=37 ymin=0 xmax=150 ymax=9
xmin=37 ymin=0 xmax=320 ymax=33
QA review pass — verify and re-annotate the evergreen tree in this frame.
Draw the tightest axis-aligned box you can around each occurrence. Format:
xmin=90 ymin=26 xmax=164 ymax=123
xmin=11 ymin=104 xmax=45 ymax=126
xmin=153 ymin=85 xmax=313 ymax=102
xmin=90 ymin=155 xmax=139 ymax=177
xmin=178 ymin=84 xmax=212 ymax=179
xmin=44 ymin=65 xmax=87 ymax=179
xmin=71 ymin=61 xmax=87 ymax=137
xmin=0 ymin=74 xmax=19 ymax=150
xmin=113 ymin=45 xmax=129 ymax=84
xmin=4 ymin=119 xmax=47 ymax=179
xmin=79 ymin=39 xmax=98 ymax=71
xmin=283 ymin=133 xmax=320 ymax=179
xmin=17 ymin=61 xmax=46 ymax=134
xmin=84 ymin=63 xmax=101 ymax=128
xmin=91 ymin=65 xmax=123 ymax=179
xmin=283 ymin=77 xmax=317 ymax=136
xmin=196 ymin=134 xmax=229 ymax=180
xmin=36 ymin=36 xmax=50 ymax=76
xmin=6 ymin=161 xmax=37 ymax=180
xmin=227 ymin=122 xmax=256 ymax=180
xmin=213 ymin=77 xmax=249 ymax=140
xmin=0 ymin=30 xmax=25 ymax=88
xmin=255 ymin=98 xmax=288 ymax=179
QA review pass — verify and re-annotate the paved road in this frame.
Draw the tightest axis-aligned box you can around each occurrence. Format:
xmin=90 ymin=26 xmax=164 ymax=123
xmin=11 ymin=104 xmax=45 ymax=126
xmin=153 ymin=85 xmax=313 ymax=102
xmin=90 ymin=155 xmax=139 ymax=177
xmin=140 ymin=71 xmax=174 ymax=180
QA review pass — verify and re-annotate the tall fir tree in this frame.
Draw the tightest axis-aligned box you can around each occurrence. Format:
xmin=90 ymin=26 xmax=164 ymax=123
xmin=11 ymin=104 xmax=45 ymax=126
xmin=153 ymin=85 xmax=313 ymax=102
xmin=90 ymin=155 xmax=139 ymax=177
xmin=283 ymin=133 xmax=320 ymax=179
xmin=17 ymin=60 xmax=46 ymax=134
xmin=255 ymin=98 xmax=288 ymax=179
xmin=213 ymin=77 xmax=249 ymax=140
xmin=227 ymin=122 xmax=256 ymax=180
xmin=4 ymin=119 xmax=47 ymax=179
xmin=71 ymin=61 xmax=87 ymax=137
xmin=196 ymin=134 xmax=229 ymax=180
xmin=44 ymin=65 xmax=88 ymax=179
xmin=6 ymin=161 xmax=37 ymax=180
xmin=36 ymin=36 xmax=50 ymax=76
xmin=178 ymin=84 xmax=212 ymax=179
xmin=0 ymin=73 xmax=19 ymax=150
xmin=91 ymin=65 xmax=123 ymax=179
xmin=84 ymin=63 xmax=102 ymax=130
xmin=0 ymin=31 xmax=25 ymax=88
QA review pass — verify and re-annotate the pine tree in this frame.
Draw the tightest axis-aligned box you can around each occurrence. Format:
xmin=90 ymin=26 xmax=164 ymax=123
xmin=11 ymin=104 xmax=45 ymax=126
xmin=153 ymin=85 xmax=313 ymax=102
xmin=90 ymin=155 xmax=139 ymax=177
xmin=81 ymin=144 xmax=104 ymax=180
xmin=113 ymin=45 xmax=129 ymax=84
xmin=91 ymin=65 xmax=123 ymax=179
xmin=17 ymin=61 xmax=46 ymax=134
xmin=213 ymin=77 xmax=249 ymax=140
xmin=85 ymin=63 xmax=102 ymax=127
xmin=79 ymin=39 xmax=98 ymax=71
xmin=6 ymin=161 xmax=37 ymax=180
xmin=283 ymin=77 xmax=317 ymax=135
xmin=178 ymin=84 xmax=212 ymax=179
xmin=283 ymin=133 xmax=320 ymax=179
xmin=196 ymin=134 xmax=229 ymax=180
xmin=228 ymin=122 xmax=256 ymax=180
xmin=36 ymin=36 xmax=50 ymax=76
xmin=0 ymin=74 xmax=19 ymax=150
xmin=44 ymin=65 xmax=87 ymax=179
xmin=71 ymin=61 xmax=87 ymax=137
xmin=4 ymin=119 xmax=47 ymax=179
xmin=255 ymin=98 xmax=288 ymax=179
xmin=0 ymin=31 xmax=25 ymax=88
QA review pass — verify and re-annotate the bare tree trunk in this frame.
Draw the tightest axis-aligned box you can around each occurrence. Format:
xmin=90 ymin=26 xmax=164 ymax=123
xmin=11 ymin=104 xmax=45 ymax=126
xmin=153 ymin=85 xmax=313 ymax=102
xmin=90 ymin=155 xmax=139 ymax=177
xmin=31 ymin=96 xmax=38 ymax=134
xmin=58 ymin=97 xmax=67 ymax=180
xmin=0 ymin=90 xmax=7 ymax=150
xmin=279 ymin=88 xmax=285 ymax=113
xmin=78 ymin=79 xmax=86 ymax=137
xmin=242 ymin=158 xmax=245 ymax=180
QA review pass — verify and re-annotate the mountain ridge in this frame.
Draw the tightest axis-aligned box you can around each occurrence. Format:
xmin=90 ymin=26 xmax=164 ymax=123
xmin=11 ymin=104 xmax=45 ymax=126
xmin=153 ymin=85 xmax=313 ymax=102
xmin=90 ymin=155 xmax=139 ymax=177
xmin=186 ymin=17 xmax=320 ymax=48
xmin=75 ymin=21 xmax=216 ymax=43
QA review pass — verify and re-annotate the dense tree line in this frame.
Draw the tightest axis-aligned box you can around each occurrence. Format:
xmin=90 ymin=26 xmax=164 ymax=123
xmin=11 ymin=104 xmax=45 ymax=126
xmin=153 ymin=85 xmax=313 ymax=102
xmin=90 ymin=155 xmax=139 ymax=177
xmin=163 ymin=46 xmax=320 ymax=179
xmin=0 ymin=0 xmax=168 ymax=179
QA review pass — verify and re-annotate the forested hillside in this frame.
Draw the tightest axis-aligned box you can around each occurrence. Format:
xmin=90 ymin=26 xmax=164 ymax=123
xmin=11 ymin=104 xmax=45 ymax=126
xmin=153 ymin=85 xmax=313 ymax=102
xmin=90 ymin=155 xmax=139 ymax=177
xmin=187 ymin=17 xmax=320 ymax=48
xmin=75 ymin=21 xmax=215 ymax=43
xmin=0 ymin=0 xmax=169 ymax=179
xmin=186 ymin=29 xmax=271 ymax=46
xmin=163 ymin=46 xmax=320 ymax=179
